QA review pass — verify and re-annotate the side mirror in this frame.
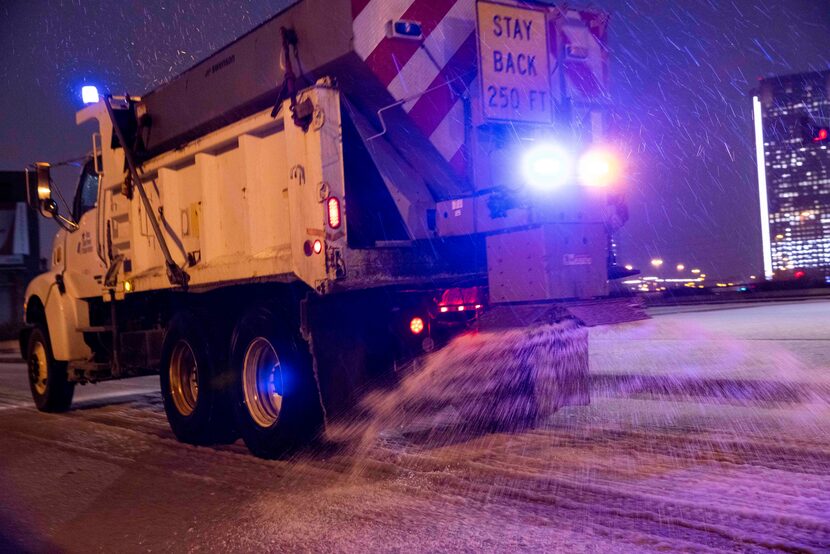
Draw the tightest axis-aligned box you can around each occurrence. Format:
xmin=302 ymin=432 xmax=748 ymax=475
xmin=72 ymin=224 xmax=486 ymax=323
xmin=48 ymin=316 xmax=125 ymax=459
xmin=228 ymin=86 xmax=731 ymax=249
xmin=25 ymin=162 xmax=78 ymax=231
xmin=26 ymin=162 xmax=55 ymax=218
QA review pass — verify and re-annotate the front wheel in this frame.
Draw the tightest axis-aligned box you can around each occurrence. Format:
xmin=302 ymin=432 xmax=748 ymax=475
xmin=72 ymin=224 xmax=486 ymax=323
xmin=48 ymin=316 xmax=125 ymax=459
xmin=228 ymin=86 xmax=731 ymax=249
xmin=230 ymin=306 xmax=323 ymax=459
xmin=27 ymin=326 xmax=74 ymax=412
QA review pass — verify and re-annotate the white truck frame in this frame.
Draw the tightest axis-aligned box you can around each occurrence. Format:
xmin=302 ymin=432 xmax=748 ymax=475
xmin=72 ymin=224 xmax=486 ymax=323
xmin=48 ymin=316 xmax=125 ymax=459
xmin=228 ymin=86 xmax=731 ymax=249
xmin=21 ymin=0 xmax=637 ymax=458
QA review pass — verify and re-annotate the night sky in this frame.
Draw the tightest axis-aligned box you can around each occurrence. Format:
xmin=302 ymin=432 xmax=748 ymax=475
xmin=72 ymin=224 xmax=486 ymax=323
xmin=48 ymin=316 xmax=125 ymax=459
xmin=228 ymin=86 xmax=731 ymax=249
xmin=2 ymin=0 xmax=829 ymax=278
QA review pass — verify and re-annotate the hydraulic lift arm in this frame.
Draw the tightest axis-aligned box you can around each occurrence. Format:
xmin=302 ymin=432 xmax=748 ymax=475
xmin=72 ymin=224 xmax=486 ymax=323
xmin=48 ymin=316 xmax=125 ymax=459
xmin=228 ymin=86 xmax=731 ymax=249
xmin=104 ymin=95 xmax=190 ymax=288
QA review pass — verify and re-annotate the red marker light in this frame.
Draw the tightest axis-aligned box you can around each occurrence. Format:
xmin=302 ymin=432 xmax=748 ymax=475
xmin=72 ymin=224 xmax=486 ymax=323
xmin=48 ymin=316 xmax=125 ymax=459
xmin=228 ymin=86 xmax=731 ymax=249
xmin=410 ymin=317 xmax=425 ymax=335
xmin=327 ymin=197 xmax=341 ymax=229
xmin=794 ymin=270 xmax=805 ymax=279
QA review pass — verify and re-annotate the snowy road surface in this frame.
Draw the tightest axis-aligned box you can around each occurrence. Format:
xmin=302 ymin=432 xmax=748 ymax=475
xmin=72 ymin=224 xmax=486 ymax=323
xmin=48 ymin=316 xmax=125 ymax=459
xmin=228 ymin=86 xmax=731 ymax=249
xmin=1 ymin=300 xmax=829 ymax=552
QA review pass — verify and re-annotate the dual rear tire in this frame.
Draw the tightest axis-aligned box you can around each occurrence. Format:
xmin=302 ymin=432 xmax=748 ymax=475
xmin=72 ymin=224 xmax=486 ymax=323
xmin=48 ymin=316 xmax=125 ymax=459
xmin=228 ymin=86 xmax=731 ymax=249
xmin=160 ymin=306 xmax=323 ymax=458
xmin=159 ymin=312 xmax=236 ymax=445
xmin=229 ymin=306 xmax=324 ymax=458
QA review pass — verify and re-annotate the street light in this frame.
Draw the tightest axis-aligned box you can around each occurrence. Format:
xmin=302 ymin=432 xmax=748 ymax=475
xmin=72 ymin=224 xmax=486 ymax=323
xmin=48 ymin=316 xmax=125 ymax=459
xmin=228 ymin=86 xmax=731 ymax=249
xmin=691 ymin=268 xmax=701 ymax=274
xmin=676 ymin=263 xmax=685 ymax=271
xmin=650 ymin=259 xmax=663 ymax=268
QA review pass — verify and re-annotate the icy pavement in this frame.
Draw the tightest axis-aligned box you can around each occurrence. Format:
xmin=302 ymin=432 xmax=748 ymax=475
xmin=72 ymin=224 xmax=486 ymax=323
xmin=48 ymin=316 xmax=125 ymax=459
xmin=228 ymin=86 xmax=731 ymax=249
xmin=0 ymin=300 xmax=829 ymax=552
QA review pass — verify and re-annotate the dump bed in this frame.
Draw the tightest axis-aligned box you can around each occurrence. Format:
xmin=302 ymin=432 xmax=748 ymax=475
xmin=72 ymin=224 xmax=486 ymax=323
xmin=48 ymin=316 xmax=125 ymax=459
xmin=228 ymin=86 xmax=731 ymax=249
xmin=80 ymin=0 xmax=614 ymax=300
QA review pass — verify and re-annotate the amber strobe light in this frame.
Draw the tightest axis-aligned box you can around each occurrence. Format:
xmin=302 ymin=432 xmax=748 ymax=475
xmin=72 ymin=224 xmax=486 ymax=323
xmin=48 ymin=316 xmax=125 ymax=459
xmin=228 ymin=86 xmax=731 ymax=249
xmin=410 ymin=317 xmax=425 ymax=335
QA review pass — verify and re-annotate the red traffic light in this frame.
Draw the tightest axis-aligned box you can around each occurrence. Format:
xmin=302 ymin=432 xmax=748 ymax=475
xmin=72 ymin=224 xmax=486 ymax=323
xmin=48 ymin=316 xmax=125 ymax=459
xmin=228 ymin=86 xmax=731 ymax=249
xmin=813 ymin=128 xmax=828 ymax=142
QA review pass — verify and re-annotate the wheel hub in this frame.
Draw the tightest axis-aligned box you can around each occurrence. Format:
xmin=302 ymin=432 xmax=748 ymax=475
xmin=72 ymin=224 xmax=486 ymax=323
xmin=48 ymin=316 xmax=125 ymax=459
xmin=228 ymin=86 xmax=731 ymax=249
xmin=242 ymin=337 xmax=283 ymax=428
xmin=29 ymin=341 xmax=48 ymax=395
xmin=169 ymin=340 xmax=198 ymax=416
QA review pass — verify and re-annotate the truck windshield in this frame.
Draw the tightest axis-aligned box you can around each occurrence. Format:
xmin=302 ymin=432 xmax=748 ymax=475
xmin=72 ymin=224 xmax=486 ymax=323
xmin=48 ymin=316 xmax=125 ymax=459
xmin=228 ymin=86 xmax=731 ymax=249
xmin=74 ymin=158 xmax=99 ymax=220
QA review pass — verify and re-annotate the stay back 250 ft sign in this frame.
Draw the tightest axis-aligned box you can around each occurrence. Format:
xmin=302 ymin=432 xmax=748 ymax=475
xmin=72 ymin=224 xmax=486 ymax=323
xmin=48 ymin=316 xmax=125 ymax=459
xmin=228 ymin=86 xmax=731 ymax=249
xmin=476 ymin=1 xmax=552 ymax=124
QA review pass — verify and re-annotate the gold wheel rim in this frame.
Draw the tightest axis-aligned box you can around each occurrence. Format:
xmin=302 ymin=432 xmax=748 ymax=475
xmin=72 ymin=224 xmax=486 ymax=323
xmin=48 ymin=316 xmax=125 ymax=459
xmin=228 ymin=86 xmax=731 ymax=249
xmin=29 ymin=341 xmax=48 ymax=395
xmin=169 ymin=340 xmax=198 ymax=416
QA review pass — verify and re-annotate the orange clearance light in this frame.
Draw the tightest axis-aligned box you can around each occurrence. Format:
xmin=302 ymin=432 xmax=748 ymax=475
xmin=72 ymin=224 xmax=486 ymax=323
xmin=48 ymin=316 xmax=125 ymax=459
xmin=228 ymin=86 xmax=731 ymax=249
xmin=327 ymin=196 xmax=341 ymax=229
xmin=410 ymin=317 xmax=425 ymax=334
xmin=312 ymin=239 xmax=323 ymax=254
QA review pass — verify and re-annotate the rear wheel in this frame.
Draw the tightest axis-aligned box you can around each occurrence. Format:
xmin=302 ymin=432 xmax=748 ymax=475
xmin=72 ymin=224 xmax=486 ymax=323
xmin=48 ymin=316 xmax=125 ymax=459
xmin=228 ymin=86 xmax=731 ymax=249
xmin=160 ymin=312 xmax=236 ymax=445
xmin=27 ymin=326 xmax=74 ymax=412
xmin=230 ymin=306 xmax=323 ymax=459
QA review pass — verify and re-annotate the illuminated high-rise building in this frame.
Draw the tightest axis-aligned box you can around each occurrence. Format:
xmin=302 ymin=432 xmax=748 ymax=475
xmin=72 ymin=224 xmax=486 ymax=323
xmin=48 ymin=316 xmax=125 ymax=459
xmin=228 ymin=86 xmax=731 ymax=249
xmin=753 ymin=71 xmax=830 ymax=280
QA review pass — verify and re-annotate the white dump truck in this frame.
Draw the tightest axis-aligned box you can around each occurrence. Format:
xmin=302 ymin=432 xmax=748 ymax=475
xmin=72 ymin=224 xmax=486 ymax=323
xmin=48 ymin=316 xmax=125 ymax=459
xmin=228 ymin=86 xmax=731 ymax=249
xmin=22 ymin=0 xmax=639 ymax=458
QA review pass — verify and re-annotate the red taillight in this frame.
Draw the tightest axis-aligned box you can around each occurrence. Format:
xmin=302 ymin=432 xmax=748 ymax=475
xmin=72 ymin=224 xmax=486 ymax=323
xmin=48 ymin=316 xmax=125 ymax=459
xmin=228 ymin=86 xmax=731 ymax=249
xmin=436 ymin=286 xmax=487 ymax=316
xmin=304 ymin=239 xmax=324 ymax=256
xmin=410 ymin=317 xmax=425 ymax=334
xmin=327 ymin=197 xmax=341 ymax=229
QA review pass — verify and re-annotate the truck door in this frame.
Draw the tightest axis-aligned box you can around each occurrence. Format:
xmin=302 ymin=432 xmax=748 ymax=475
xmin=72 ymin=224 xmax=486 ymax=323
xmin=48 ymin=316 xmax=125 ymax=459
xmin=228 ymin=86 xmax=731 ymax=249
xmin=64 ymin=158 xmax=106 ymax=298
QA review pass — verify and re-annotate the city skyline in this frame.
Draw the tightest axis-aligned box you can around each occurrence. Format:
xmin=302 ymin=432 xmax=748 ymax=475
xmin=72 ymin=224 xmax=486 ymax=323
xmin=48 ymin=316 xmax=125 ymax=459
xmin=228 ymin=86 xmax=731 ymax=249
xmin=753 ymin=70 xmax=830 ymax=280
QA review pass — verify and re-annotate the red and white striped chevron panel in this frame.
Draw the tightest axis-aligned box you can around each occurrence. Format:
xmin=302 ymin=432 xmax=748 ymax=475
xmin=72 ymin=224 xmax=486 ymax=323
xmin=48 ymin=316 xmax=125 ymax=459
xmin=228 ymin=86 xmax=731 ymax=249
xmin=549 ymin=6 xmax=610 ymax=104
xmin=351 ymin=0 xmax=609 ymax=177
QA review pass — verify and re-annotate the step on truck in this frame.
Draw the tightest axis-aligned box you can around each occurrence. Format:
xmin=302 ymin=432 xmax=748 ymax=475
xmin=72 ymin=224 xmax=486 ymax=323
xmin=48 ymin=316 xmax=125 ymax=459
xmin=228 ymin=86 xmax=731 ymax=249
xmin=21 ymin=0 xmax=639 ymax=458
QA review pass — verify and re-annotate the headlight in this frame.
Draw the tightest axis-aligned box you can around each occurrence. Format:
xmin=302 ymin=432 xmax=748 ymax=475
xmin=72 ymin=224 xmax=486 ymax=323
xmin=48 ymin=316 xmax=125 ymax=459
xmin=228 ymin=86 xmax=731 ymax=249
xmin=521 ymin=144 xmax=573 ymax=190
xmin=578 ymin=149 xmax=619 ymax=188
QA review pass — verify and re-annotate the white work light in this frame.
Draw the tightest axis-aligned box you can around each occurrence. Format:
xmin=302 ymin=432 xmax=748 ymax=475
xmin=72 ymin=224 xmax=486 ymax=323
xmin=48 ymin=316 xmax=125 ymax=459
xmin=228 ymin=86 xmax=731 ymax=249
xmin=521 ymin=144 xmax=573 ymax=190
xmin=81 ymin=86 xmax=99 ymax=104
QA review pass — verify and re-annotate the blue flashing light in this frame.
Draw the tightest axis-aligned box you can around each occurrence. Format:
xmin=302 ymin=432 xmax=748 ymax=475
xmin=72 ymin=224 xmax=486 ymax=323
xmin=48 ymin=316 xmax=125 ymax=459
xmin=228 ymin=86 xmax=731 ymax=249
xmin=394 ymin=20 xmax=423 ymax=38
xmin=81 ymin=86 xmax=99 ymax=104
